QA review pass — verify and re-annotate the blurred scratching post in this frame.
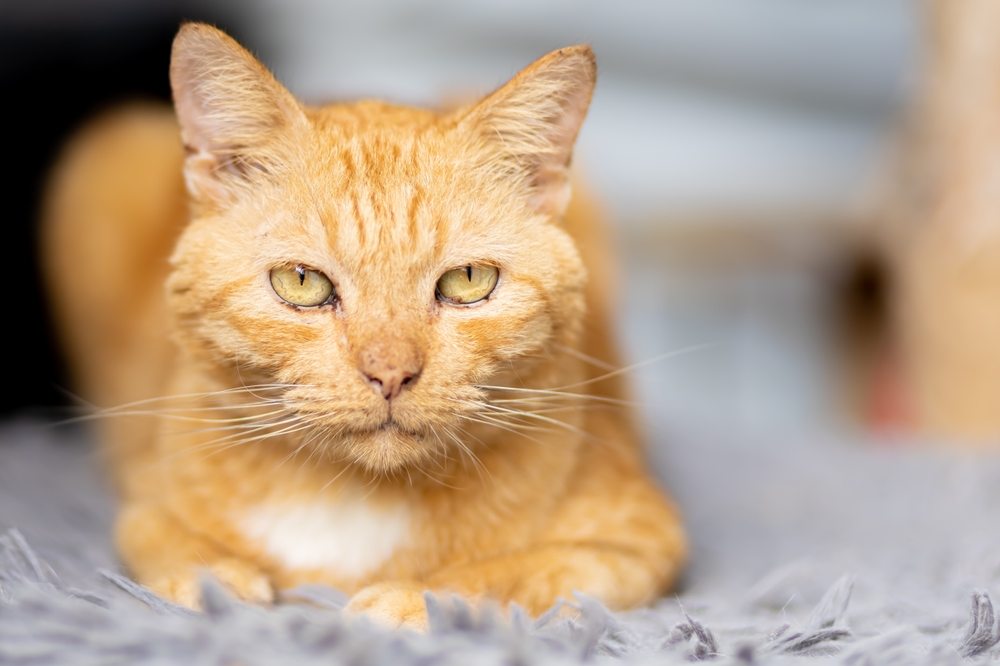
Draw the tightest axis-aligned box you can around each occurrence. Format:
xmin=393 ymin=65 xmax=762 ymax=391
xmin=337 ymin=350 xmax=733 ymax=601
xmin=890 ymin=0 xmax=1000 ymax=439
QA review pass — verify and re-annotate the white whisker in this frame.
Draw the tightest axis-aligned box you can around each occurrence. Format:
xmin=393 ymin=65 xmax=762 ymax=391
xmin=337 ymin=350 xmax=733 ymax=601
xmin=552 ymin=343 xmax=618 ymax=372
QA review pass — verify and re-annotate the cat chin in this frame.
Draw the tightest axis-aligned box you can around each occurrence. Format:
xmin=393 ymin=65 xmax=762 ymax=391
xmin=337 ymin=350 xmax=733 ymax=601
xmin=340 ymin=422 xmax=438 ymax=475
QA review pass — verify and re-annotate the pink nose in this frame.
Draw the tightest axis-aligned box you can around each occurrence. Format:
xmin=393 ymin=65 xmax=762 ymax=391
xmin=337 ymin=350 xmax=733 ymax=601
xmin=362 ymin=365 xmax=420 ymax=401
xmin=356 ymin=334 xmax=423 ymax=402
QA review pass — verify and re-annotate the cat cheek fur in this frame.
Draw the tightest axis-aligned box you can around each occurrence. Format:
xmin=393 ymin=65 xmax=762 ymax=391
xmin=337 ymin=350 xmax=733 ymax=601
xmin=43 ymin=22 xmax=686 ymax=622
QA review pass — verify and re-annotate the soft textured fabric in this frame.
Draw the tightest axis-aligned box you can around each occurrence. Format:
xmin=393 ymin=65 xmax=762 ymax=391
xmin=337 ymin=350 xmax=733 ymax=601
xmin=2 ymin=417 xmax=999 ymax=664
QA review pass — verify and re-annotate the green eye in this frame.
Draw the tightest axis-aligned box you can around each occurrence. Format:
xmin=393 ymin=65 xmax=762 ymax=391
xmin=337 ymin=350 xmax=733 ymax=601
xmin=270 ymin=265 xmax=335 ymax=307
xmin=436 ymin=265 xmax=499 ymax=305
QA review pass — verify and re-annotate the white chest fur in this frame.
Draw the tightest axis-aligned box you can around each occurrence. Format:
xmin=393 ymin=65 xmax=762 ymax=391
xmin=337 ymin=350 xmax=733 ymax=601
xmin=240 ymin=490 xmax=411 ymax=578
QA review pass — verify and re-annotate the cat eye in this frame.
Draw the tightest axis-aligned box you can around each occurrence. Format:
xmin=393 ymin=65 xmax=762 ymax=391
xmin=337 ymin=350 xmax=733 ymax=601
xmin=270 ymin=265 xmax=335 ymax=307
xmin=436 ymin=265 xmax=499 ymax=305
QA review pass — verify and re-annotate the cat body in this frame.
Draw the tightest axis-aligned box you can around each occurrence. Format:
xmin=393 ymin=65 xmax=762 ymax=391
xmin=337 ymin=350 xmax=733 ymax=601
xmin=43 ymin=24 xmax=685 ymax=627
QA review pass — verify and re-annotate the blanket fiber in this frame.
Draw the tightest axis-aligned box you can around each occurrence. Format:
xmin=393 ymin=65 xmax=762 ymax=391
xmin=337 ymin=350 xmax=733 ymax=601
xmin=2 ymin=417 xmax=1000 ymax=665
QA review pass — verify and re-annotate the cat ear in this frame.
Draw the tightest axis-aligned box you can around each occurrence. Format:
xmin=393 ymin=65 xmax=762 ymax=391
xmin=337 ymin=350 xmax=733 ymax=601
xmin=170 ymin=23 xmax=307 ymax=203
xmin=462 ymin=46 xmax=596 ymax=219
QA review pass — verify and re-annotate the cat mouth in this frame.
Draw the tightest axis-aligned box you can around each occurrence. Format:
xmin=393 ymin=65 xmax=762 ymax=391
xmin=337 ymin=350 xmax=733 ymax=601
xmin=374 ymin=419 xmax=425 ymax=440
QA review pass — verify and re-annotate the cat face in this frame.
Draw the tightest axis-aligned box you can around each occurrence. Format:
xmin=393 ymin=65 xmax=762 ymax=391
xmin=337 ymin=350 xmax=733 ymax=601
xmin=166 ymin=25 xmax=595 ymax=472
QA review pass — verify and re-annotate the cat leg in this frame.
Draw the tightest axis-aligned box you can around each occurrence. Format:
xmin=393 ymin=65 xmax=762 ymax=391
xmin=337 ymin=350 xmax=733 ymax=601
xmin=425 ymin=543 xmax=675 ymax=616
xmin=346 ymin=474 xmax=686 ymax=628
xmin=344 ymin=541 xmax=675 ymax=630
xmin=437 ymin=464 xmax=686 ymax=615
xmin=116 ymin=501 xmax=273 ymax=609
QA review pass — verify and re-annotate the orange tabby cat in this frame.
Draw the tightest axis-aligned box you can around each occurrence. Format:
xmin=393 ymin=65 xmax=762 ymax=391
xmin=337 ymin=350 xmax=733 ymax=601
xmin=42 ymin=23 xmax=686 ymax=628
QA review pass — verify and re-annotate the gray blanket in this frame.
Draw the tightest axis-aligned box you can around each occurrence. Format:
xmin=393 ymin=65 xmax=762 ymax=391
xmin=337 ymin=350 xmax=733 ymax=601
xmin=2 ymin=417 xmax=998 ymax=664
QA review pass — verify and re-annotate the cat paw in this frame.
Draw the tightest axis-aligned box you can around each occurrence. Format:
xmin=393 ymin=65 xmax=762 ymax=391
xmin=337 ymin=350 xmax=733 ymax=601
xmin=150 ymin=558 xmax=274 ymax=610
xmin=344 ymin=581 xmax=429 ymax=631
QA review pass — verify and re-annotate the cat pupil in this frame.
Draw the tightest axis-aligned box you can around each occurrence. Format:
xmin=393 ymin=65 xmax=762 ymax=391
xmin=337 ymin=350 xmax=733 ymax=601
xmin=465 ymin=266 xmax=472 ymax=281
xmin=297 ymin=266 xmax=305 ymax=285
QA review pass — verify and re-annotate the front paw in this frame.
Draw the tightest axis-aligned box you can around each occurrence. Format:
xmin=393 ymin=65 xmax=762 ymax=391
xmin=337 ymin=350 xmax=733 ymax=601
xmin=150 ymin=558 xmax=274 ymax=610
xmin=344 ymin=581 xmax=430 ymax=631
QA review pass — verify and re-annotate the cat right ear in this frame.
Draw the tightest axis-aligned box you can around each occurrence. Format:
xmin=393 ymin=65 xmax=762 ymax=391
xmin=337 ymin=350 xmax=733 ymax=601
xmin=170 ymin=23 xmax=307 ymax=205
xmin=460 ymin=46 xmax=597 ymax=220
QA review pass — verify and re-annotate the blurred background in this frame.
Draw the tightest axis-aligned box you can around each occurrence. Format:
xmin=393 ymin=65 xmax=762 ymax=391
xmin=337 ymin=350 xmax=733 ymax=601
xmin=4 ymin=0 xmax=925 ymax=438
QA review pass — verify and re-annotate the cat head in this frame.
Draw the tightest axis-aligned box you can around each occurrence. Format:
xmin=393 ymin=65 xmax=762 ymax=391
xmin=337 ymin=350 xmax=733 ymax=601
xmin=167 ymin=24 xmax=594 ymax=474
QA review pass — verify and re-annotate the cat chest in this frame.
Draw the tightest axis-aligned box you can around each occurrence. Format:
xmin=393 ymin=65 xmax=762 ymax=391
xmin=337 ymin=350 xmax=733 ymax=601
xmin=239 ymin=493 xmax=411 ymax=578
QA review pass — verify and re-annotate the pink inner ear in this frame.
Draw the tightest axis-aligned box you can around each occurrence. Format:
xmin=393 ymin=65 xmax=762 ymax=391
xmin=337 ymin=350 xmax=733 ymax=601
xmin=170 ymin=24 xmax=304 ymax=169
xmin=169 ymin=24 xmax=309 ymax=205
xmin=528 ymin=164 xmax=573 ymax=218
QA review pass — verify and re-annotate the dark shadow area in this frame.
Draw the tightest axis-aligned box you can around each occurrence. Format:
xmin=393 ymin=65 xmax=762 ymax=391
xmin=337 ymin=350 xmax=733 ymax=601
xmin=0 ymin=2 xmax=259 ymax=418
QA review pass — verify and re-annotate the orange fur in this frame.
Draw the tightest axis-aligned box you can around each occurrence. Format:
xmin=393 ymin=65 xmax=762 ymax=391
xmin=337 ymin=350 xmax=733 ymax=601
xmin=42 ymin=24 xmax=685 ymax=627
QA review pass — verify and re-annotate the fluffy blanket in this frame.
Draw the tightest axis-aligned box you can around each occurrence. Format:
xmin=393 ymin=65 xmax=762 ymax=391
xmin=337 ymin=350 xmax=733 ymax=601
xmin=2 ymin=417 xmax=999 ymax=665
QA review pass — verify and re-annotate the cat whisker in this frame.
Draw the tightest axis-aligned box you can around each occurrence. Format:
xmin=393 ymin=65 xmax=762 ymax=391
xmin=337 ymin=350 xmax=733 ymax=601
xmin=171 ymin=430 xmax=301 ymax=463
xmin=457 ymin=399 xmax=632 ymax=456
xmin=174 ymin=413 xmax=299 ymax=437
xmin=196 ymin=422 xmax=316 ymax=460
xmin=472 ymin=413 xmax=554 ymax=433
xmin=474 ymin=387 xmax=633 ymax=407
xmin=271 ymin=424 xmax=324 ymax=472
xmin=477 ymin=342 xmax=722 ymax=404
xmin=550 ymin=342 xmax=724 ymax=392
xmin=484 ymin=405 xmax=594 ymax=439
xmin=63 ymin=405 xmax=292 ymax=428
xmin=409 ymin=431 xmax=450 ymax=479
xmin=147 ymin=418 xmax=303 ymax=470
xmin=454 ymin=409 xmax=543 ymax=432
xmin=475 ymin=397 xmax=621 ymax=416
xmin=440 ymin=423 xmax=490 ymax=485
xmin=317 ymin=453 xmax=361 ymax=493
xmin=54 ymin=384 xmax=303 ymax=427
xmin=298 ymin=426 xmax=332 ymax=474
xmin=162 ymin=414 xmax=307 ymax=456
xmin=551 ymin=343 xmax=619 ymax=372
xmin=106 ymin=384 xmax=301 ymax=409
xmin=494 ymin=404 xmax=613 ymax=418
xmin=453 ymin=412 xmax=555 ymax=448
xmin=169 ymin=410 xmax=301 ymax=435
xmin=55 ymin=402 xmax=284 ymax=427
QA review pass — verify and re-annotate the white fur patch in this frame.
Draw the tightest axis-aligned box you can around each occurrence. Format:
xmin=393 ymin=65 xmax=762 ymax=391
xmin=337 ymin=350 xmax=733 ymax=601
xmin=241 ymin=490 xmax=411 ymax=577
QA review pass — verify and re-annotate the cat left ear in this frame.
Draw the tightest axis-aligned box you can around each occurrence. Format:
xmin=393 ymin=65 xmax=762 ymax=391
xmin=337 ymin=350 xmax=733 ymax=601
xmin=461 ymin=46 xmax=597 ymax=219
xmin=170 ymin=23 xmax=308 ymax=203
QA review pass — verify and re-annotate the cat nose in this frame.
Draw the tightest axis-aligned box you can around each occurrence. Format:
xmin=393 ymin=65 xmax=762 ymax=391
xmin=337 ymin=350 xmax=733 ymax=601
xmin=363 ymin=367 xmax=419 ymax=401
xmin=360 ymin=352 xmax=422 ymax=401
